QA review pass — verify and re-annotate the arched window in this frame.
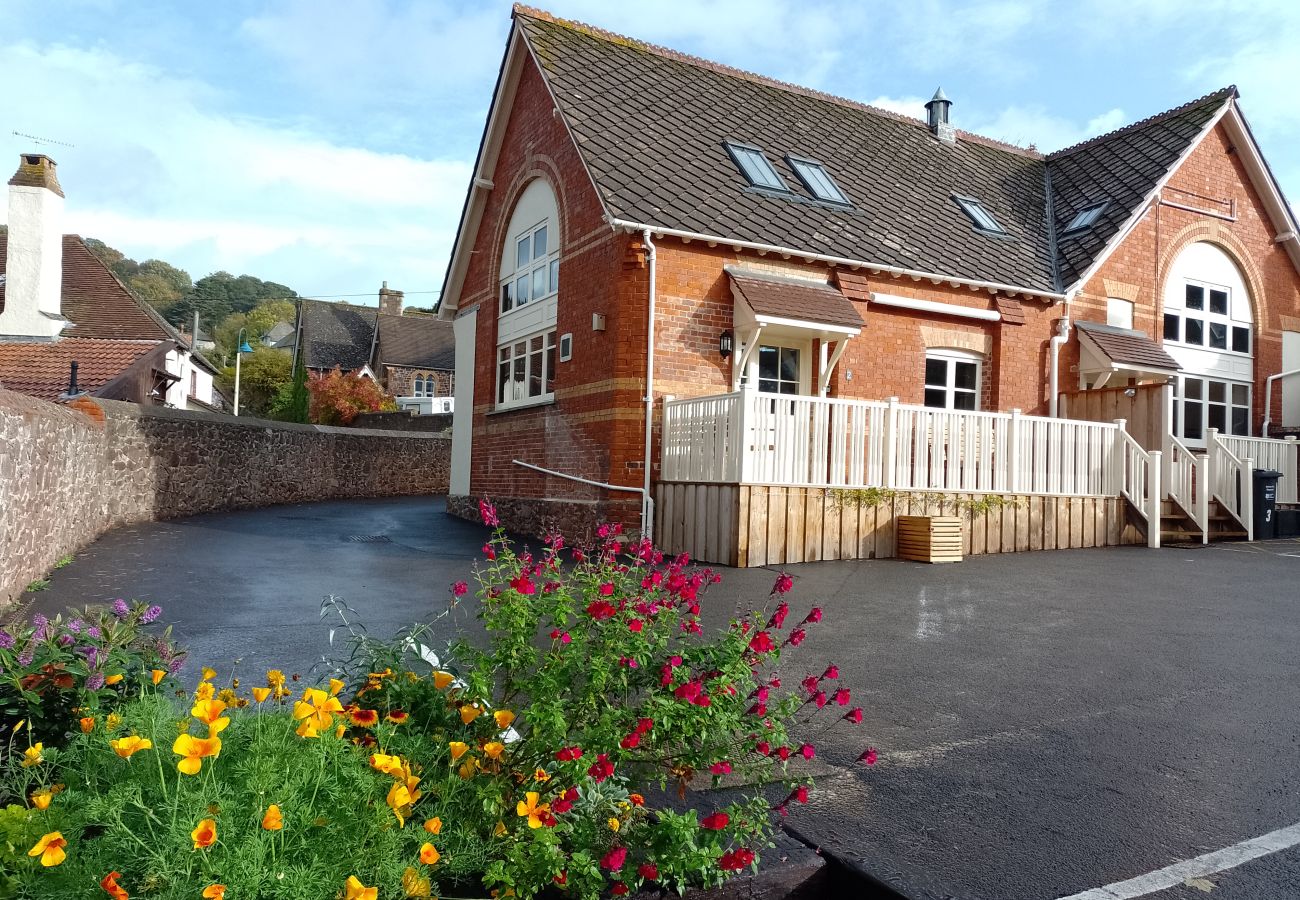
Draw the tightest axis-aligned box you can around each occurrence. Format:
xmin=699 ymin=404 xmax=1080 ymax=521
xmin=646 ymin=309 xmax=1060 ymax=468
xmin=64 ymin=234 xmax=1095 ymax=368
xmin=496 ymin=179 xmax=560 ymax=410
xmin=413 ymin=375 xmax=425 ymax=397
xmin=1163 ymin=242 xmax=1254 ymax=441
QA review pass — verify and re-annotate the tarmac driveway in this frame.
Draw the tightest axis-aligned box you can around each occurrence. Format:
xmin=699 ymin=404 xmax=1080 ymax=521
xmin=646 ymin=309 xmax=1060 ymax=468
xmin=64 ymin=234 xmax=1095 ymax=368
xmin=16 ymin=497 xmax=1300 ymax=899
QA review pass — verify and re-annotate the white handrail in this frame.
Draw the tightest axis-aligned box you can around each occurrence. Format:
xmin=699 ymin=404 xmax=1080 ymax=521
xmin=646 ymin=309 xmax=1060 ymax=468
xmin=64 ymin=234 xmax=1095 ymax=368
xmin=1207 ymin=429 xmax=1254 ymax=540
xmin=1118 ymin=428 xmax=1162 ymax=548
xmin=1216 ymin=434 xmax=1298 ymax=504
xmin=1165 ymin=434 xmax=1208 ymax=543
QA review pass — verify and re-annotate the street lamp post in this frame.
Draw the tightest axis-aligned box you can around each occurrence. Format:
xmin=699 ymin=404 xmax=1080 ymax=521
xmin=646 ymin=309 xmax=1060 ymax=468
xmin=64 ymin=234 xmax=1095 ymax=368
xmin=233 ymin=329 xmax=254 ymax=416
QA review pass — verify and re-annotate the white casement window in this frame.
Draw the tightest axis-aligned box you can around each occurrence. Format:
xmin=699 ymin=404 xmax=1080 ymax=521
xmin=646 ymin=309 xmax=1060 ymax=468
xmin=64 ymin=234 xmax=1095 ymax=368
xmin=413 ymin=375 xmax=425 ymax=397
xmin=924 ymin=349 xmax=981 ymax=411
xmin=496 ymin=330 xmax=558 ymax=408
xmin=1163 ymin=280 xmax=1251 ymax=355
xmin=1173 ymin=375 xmax=1251 ymax=441
xmin=500 ymin=221 xmax=559 ymax=313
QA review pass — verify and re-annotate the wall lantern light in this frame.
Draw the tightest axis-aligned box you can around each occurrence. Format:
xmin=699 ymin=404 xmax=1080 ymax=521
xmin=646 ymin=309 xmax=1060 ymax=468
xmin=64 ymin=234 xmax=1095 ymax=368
xmin=719 ymin=329 xmax=734 ymax=359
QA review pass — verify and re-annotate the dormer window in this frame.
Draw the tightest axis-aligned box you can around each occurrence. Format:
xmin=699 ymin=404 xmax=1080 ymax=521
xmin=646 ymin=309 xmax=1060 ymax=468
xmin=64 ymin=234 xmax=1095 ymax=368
xmin=952 ymin=195 xmax=1006 ymax=235
xmin=1063 ymin=202 xmax=1107 ymax=234
xmin=786 ymin=155 xmax=849 ymax=205
xmin=724 ymin=142 xmax=788 ymax=191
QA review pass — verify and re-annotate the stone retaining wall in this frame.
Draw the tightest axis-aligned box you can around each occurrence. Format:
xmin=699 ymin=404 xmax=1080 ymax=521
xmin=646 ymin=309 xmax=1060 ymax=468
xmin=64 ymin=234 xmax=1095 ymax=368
xmin=0 ymin=387 xmax=450 ymax=608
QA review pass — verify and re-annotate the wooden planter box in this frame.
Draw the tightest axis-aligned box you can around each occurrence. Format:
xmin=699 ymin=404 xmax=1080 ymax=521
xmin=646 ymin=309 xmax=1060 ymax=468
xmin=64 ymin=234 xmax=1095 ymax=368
xmin=896 ymin=515 xmax=964 ymax=563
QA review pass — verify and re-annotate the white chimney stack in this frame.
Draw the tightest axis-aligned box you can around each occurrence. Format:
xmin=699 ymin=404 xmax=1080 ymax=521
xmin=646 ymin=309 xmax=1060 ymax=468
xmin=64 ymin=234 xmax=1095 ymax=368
xmin=1 ymin=154 xmax=67 ymax=340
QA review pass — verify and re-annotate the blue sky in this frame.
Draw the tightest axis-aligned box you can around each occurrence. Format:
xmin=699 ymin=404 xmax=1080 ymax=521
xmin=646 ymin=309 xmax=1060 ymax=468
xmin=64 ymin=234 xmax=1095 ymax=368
xmin=1 ymin=0 xmax=1296 ymax=306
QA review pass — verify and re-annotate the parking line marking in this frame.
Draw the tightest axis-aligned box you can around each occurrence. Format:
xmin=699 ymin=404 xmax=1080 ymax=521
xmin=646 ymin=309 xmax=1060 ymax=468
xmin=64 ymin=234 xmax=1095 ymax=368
xmin=1055 ymin=820 xmax=1300 ymax=899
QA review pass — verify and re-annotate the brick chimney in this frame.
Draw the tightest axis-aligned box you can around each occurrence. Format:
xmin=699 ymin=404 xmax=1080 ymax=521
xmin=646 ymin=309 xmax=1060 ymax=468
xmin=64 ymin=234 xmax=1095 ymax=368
xmin=378 ymin=281 xmax=404 ymax=316
xmin=0 ymin=154 xmax=67 ymax=340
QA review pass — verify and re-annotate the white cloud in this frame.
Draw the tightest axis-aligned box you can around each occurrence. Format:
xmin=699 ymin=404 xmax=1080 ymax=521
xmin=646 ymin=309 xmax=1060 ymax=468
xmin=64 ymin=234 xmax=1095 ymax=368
xmin=0 ymin=40 xmax=468 ymax=297
xmin=970 ymin=105 xmax=1126 ymax=152
xmin=866 ymin=95 xmax=929 ymax=121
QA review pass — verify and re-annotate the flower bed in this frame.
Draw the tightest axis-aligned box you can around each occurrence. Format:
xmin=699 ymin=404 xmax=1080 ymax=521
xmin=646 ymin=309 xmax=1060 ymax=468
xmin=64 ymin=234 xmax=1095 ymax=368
xmin=0 ymin=503 xmax=875 ymax=898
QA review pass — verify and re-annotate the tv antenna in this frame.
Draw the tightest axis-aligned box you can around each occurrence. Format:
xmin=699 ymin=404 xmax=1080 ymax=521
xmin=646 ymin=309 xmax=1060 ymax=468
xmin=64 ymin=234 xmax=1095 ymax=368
xmin=12 ymin=131 xmax=76 ymax=149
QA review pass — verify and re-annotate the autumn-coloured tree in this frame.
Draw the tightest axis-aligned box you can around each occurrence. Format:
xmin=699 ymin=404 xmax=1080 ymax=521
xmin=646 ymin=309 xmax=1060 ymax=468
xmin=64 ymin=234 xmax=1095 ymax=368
xmin=307 ymin=367 xmax=396 ymax=425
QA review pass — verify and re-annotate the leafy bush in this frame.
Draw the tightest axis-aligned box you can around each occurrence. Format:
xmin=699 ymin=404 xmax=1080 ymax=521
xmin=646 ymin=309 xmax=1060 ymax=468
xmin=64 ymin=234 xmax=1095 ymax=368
xmin=307 ymin=367 xmax=397 ymax=426
xmin=0 ymin=506 xmax=876 ymax=899
xmin=0 ymin=602 xmax=185 ymax=752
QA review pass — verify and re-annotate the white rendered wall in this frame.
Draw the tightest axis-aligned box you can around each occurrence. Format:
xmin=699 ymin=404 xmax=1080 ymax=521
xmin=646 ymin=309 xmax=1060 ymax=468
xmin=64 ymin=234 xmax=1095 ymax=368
xmin=1284 ymin=331 xmax=1300 ymax=427
xmin=450 ymin=306 xmax=477 ymax=496
xmin=0 ymin=185 xmax=64 ymax=339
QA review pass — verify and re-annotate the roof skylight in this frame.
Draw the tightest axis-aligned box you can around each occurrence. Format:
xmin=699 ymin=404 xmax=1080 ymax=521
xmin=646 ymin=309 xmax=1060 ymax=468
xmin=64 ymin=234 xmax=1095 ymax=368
xmin=1063 ymin=202 xmax=1107 ymax=234
xmin=952 ymin=195 xmax=1006 ymax=235
xmin=724 ymin=142 xmax=788 ymax=192
xmin=787 ymin=156 xmax=849 ymax=204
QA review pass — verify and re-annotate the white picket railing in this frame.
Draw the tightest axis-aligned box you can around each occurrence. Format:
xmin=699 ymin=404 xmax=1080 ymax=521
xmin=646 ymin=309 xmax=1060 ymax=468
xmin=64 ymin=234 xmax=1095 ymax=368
xmin=1164 ymin=435 xmax=1208 ymax=542
xmin=1207 ymin=429 xmax=1254 ymax=540
xmin=1216 ymin=434 xmax=1298 ymax=504
xmin=1118 ymin=429 xmax=1162 ymax=548
xmin=660 ymin=392 xmax=743 ymax=483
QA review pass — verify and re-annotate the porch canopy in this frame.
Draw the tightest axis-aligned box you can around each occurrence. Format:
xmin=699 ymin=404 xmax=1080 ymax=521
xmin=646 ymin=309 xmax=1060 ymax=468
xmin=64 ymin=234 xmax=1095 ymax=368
xmin=1075 ymin=320 xmax=1180 ymax=389
xmin=725 ymin=267 xmax=863 ymax=393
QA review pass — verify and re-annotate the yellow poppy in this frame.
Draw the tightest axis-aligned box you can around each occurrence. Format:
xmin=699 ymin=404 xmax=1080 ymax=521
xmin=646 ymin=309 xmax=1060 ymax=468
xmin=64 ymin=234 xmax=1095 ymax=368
xmin=432 ymin=671 xmax=454 ymax=689
xmin=293 ymin=688 xmax=344 ymax=732
xmin=151 ymin=669 xmax=166 ymax=685
xmin=370 ymin=753 xmax=405 ymax=777
xmin=20 ymin=743 xmax=43 ymax=768
xmin=493 ymin=710 xmax=515 ymax=729
xmin=262 ymin=804 xmax=283 ymax=831
xmin=448 ymin=741 xmax=469 ymax=762
xmin=329 ymin=678 xmax=345 ymax=697
xmin=104 ymin=674 xmax=124 ymax=686
xmin=493 ymin=820 xmax=507 ymax=837
xmin=608 ymin=816 xmax=621 ymax=832
xmin=252 ymin=686 xmax=271 ymax=703
xmin=27 ymin=832 xmax=66 ymax=867
xmin=419 ymin=842 xmax=441 ymax=865
xmin=191 ymin=818 xmax=217 ymax=850
xmin=191 ymin=698 xmax=228 ymax=726
xmin=483 ymin=741 xmax=505 ymax=761
xmin=202 ymin=885 xmax=227 ymax=899
xmin=344 ymin=876 xmax=378 ymax=900
xmin=459 ymin=703 xmax=482 ymax=725
xmin=110 ymin=735 xmax=153 ymax=759
xmin=295 ymin=718 xmax=319 ymax=738
xmin=402 ymin=866 xmax=432 ymax=898
xmin=79 ymin=716 xmax=95 ymax=734
xmin=201 ymin=667 xmax=217 ymax=682
xmin=173 ymin=733 xmax=221 ymax=775
xmin=516 ymin=792 xmax=551 ymax=829
xmin=30 ymin=788 xmax=53 ymax=810
xmin=423 ymin=816 xmax=442 ymax=835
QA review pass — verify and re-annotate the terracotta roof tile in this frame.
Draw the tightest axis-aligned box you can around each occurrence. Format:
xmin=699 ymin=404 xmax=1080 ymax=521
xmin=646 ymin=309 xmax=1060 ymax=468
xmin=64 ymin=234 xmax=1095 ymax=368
xmin=1076 ymin=321 xmax=1180 ymax=372
xmin=994 ymin=296 xmax=1025 ymax=325
xmin=0 ymin=338 xmax=157 ymax=401
xmin=727 ymin=269 xmax=863 ymax=330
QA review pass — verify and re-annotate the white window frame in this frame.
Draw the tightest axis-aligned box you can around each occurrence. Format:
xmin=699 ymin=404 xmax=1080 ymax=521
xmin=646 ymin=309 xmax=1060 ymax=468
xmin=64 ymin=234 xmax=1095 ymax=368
xmin=499 ymin=219 xmax=559 ymax=316
xmin=924 ymin=349 xmax=982 ymax=411
xmin=1163 ymin=278 xmax=1251 ymax=357
xmin=1173 ymin=374 xmax=1251 ymax=443
xmin=413 ymin=375 xmax=426 ymax=397
xmin=742 ymin=338 xmax=812 ymax=396
xmin=495 ymin=328 xmax=558 ymax=410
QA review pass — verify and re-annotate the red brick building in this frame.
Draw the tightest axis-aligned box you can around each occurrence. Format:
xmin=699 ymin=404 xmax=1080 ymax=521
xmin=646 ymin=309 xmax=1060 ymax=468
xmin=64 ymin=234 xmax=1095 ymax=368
xmin=438 ymin=6 xmax=1300 ymax=558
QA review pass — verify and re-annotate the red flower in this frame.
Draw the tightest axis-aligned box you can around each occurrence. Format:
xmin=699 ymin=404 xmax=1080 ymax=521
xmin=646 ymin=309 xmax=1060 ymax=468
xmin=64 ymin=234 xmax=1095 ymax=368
xmin=776 ymin=746 xmax=791 ymax=761
xmin=755 ymin=740 xmax=771 ymax=756
xmin=747 ymin=702 xmax=767 ymax=717
xmin=612 ymin=885 xmax=629 ymax=896
xmin=694 ymin=693 xmax=711 ymax=707
xmin=786 ymin=628 xmax=807 ymax=647
xmin=638 ymin=862 xmax=659 ymax=880
xmin=510 ymin=574 xmax=536 ymax=595
xmin=479 ymin=498 xmax=500 ymax=527
xmin=802 ymin=607 xmax=823 ymax=624
xmin=587 ymin=600 xmax=617 ymax=620
xmin=859 ymin=747 xmax=879 ymax=766
xmin=599 ymin=582 xmax=615 ymax=596
xmin=451 ymin=581 xmax=469 ymax=597
xmin=555 ymin=746 xmax=583 ymax=762
xmin=710 ymin=761 xmax=732 ymax=775
xmin=601 ymin=847 xmax=628 ymax=871
xmin=844 ymin=707 xmax=864 ymax=724
xmin=620 ymin=732 xmax=641 ymax=750
xmin=699 ymin=811 xmax=729 ymax=830
xmin=628 ymin=618 xmax=644 ymax=633
xmin=767 ymin=602 xmax=790 ymax=629
xmin=668 ymin=655 xmax=683 ymax=667
xmin=674 ymin=681 xmax=702 ymax=703
xmin=793 ymin=785 xmax=810 ymax=803
xmin=812 ymin=691 xmax=827 ymax=709
xmin=719 ymin=848 xmax=755 ymax=871
xmin=800 ymin=743 xmax=816 ymax=760
xmin=822 ymin=664 xmax=839 ymax=680
xmin=100 ymin=871 xmax=128 ymax=900
xmin=551 ymin=786 xmax=579 ymax=814
xmin=801 ymin=675 xmax=819 ymax=694
xmin=834 ymin=688 xmax=851 ymax=706
xmin=748 ymin=631 xmax=775 ymax=654
xmin=773 ymin=573 xmax=794 ymax=595
xmin=635 ymin=717 xmax=654 ymax=734
xmin=553 ymin=871 xmax=568 ymax=886
xmin=588 ymin=753 xmax=615 ymax=782
xmin=751 ymin=685 xmax=770 ymax=702
xmin=482 ymin=544 xmax=496 ymax=560
xmin=549 ymin=629 xmax=571 ymax=643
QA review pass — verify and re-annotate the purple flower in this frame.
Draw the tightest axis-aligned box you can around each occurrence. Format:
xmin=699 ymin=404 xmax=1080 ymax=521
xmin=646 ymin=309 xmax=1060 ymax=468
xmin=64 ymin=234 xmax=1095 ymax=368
xmin=31 ymin=614 xmax=47 ymax=632
xmin=86 ymin=672 xmax=105 ymax=691
xmin=57 ymin=634 xmax=74 ymax=647
xmin=17 ymin=647 xmax=33 ymax=667
xmin=141 ymin=605 xmax=162 ymax=625
xmin=86 ymin=626 xmax=102 ymax=639
xmin=67 ymin=618 xmax=84 ymax=635
xmin=111 ymin=599 xmax=129 ymax=619
xmin=168 ymin=656 xmax=185 ymax=674
xmin=79 ymin=646 xmax=99 ymax=668
xmin=0 ymin=629 xmax=13 ymax=649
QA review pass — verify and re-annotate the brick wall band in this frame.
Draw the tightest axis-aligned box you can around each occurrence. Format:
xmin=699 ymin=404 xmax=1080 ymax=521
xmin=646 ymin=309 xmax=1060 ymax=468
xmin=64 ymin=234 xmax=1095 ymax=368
xmin=0 ymin=387 xmax=451 ymax=609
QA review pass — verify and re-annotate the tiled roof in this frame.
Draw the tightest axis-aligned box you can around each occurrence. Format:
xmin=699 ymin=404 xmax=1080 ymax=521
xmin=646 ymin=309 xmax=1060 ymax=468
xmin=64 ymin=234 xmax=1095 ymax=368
xmin=512 ymin=7 xmax=1234 ymax=296
xmin=1076 ymin=321 xmax=1180 ymax=372
xmin=0 ymin=234 xmax=175 ymax=342
xmin=0 ymin=338 xmax=158 ymax=401
xmin=376 ymin=313 xmax=455 ymax=370
xmin=727 ymin=269 xmax=863 ymax=330
xmin=298 ymin=299 xmax=377 ymax=371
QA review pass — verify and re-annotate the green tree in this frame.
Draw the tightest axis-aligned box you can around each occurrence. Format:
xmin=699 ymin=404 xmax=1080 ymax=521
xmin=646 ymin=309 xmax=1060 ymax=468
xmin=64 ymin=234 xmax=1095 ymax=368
xmin=269 ymin=352 xmax=310 ymax=423
xmin=169 ymin=271 xmax=297 ymax=327
xmin=219 ymin=346 xmax=292 ymax=417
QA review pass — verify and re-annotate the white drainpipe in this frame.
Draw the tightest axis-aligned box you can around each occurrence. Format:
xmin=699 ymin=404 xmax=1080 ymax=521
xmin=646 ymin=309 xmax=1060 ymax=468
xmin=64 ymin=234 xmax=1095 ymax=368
xmin=1262 ymin=367 xmax=1300 ymax=436
xmin=1049 ymin=314 xmax=1071 ymax=418
xmin=641 ymin=229 xmax=658 ymax=542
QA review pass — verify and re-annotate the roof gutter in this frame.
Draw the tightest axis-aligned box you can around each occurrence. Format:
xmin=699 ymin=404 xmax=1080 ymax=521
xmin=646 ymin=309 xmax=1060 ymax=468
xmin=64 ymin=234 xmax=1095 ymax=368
xmin=607 ymin=217 xmax=1065 ymax=302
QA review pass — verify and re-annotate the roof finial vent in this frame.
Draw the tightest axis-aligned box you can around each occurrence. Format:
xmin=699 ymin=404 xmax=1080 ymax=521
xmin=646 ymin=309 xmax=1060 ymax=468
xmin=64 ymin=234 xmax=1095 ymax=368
xmin=925 ymin=88 xmax=956 ymax=145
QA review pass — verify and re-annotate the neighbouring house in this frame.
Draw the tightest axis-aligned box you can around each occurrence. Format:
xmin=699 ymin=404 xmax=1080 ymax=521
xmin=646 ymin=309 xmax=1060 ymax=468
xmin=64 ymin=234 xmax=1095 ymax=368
xmin=0 ymin=154 xmax=221 ymax=409
xmin=288 ymin=283 xmax=456 ymax=414
xmin=438 ymin=6 xmax=1300 ymax=562
xmin=261 ymin=321 xmax=294 ymax=348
